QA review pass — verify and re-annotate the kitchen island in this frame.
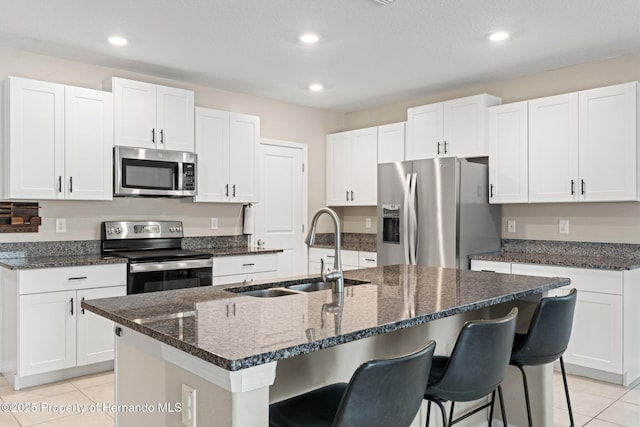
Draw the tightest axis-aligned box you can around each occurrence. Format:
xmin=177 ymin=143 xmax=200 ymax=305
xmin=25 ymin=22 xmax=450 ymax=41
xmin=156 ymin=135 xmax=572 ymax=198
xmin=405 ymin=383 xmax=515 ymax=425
xmin=83 ymin=265 xmax=570 ymax=427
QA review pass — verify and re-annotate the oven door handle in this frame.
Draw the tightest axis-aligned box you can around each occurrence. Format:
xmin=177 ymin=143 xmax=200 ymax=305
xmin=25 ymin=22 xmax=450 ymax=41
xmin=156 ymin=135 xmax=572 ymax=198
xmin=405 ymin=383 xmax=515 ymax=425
xmin=129 ymin=259 xmax=213 ymax=273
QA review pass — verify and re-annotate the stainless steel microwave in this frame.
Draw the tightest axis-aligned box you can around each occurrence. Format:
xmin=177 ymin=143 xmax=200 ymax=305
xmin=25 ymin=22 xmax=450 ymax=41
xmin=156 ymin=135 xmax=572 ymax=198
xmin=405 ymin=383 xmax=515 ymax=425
xmin=114 ymin=146 xmax=197 ymax=197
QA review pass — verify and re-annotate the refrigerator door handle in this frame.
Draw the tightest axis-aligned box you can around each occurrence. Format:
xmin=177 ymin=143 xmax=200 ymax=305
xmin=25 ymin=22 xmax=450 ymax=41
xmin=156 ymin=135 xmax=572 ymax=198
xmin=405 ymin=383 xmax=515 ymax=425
xmin=403 ymin=173 xmax=411 ymax=264
xmin=408 ymin=173 xmax=418 ymax=265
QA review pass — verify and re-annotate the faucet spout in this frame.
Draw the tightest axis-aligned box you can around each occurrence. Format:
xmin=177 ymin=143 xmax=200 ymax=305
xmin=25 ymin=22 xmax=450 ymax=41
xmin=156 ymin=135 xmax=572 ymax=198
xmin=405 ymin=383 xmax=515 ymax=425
xmin=305 ymin=207 xmax=344 ymax=294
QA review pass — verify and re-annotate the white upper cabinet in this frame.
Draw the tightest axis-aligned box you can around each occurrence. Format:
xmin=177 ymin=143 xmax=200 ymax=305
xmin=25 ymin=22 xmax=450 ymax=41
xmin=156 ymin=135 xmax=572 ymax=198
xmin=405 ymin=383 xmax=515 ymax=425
xmin=528 ymin=93 xmax=579 ymax=202
xmin=377 ymin=122 xmax=406 ymax=163
xmin=194 ymin=107 xmax=259 ymax=203
xmin=64 ymin=86 xmax=113 ymax=200
xmin=527 ymin=82 xmax=638 ymax=203
xmin=326 ymin=127 xmax=377 ymax=206
xmin=3 ymin=77 xmax=113 ymax=200
xmin=407 ymin=94 xmax=501 ymax=160
xmin=107 ymin=77 xmax=194 ymax=151
xmin=578 ymin=82 xmax=638 ymax=201
xmin=488 ymin=102 xmax=529 ymax=204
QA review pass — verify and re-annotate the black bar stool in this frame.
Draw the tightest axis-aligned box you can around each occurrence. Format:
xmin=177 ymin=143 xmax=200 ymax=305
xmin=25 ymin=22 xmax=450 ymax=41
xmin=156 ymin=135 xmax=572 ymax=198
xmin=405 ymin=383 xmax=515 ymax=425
xmin=269 ymin=340 xmax=436 ymax=427
xmin=510 ymin=288 xmax=577 ymax=427
xmin=423 ymin=308 xmax=518 ymax=427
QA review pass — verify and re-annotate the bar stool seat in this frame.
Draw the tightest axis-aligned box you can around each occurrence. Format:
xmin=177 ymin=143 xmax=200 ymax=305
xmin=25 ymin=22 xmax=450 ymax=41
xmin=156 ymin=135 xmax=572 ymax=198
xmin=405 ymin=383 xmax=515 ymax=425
xmin=423 ymin=308 xmax=518 ymax=427
xmin=269 ymin=340 xmax=436 ymax=427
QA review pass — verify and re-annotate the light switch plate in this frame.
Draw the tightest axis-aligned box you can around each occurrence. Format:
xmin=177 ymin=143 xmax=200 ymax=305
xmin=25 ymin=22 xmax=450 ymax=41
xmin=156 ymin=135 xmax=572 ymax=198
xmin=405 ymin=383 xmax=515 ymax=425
xmin=55 ymin=218 xmax=66 ymax=233
xmin=559 ymin=220 xmax=570 ymax=234
xmin=181 ymin=384 xmax=196 ymax=427
xmin=210 ymin=218 xmax=218 ymax=230
xmin=507 ymin=220 xmax=516 ymax=233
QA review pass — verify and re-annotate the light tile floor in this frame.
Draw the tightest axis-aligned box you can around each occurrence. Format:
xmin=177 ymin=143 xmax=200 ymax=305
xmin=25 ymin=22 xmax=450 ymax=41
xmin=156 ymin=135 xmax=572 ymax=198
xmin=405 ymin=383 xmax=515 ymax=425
xmin=0 ymin=370 xmax=638 ymax=426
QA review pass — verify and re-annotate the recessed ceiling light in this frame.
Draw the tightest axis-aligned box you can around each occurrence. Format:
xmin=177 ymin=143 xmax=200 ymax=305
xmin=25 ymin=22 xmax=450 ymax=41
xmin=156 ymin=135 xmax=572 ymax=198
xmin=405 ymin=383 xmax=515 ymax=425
xmin=488 ymin=31 xmax=510 ymax=42
xmin=309 ymin=84 xmax=324 ymax=92
xmin=108 ymin=36 xmax=128 ymax=46
xmin=299 ymin=34 xmax=320 ymax=44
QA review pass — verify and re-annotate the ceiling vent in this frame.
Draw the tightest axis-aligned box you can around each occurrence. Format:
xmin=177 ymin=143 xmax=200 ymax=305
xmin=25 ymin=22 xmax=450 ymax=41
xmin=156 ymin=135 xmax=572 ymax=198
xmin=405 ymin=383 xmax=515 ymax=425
xmin=373 ymin=0 xmax=395 ymax=4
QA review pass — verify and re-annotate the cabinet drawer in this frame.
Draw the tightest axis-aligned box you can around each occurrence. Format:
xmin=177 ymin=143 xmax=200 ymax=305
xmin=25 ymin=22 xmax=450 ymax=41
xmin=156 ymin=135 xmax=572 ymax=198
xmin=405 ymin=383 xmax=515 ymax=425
xmin=308 ymin=248 xmax=359 ymax=267
xmin=213 ymin=254 xmax=277 ymax=277
xmin=471 ymin=260 xmax=512 ymax=274
xmin=19 ymin=264 xmax=126 ymax=295
xmin=359 ymin=252 xmax=377 ymax=268
xmin=511 ymin=263 xmax=622 ymax=295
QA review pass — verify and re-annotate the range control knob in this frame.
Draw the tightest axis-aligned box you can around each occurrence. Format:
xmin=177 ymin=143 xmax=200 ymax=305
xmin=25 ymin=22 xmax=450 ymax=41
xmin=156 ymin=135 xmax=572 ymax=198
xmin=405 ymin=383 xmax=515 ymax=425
xmin=169 ymin=226 xmax=176 ymax=232
xmin=115 ymin=227 xmax=122 ymax=234
xmin=107 ymin=227 xmax=114 ymax=235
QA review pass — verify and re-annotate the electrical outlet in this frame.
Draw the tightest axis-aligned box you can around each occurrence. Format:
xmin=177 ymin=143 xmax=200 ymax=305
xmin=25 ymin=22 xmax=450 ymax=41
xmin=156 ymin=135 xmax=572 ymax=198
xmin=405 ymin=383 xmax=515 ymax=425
xmin=181 ymin=384 xmax=196 ymax=427
xmin=55 ymin=218 xmax=66 ymax=233
xmin=559 ymin=220 xmax=570 ymax=234
xmin=210 ymin=218 xmax=218 ymax=230
xmin=365 ymin=217 xmax=372 ymax=229
xmin=507 ymin=220 xmax=516 ymax=233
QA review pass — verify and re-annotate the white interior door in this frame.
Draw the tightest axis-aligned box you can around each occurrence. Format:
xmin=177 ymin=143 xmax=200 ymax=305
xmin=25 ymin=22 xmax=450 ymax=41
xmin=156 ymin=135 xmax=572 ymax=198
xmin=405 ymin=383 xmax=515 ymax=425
xmin=254 ymin=140 xmax=307 ymax=278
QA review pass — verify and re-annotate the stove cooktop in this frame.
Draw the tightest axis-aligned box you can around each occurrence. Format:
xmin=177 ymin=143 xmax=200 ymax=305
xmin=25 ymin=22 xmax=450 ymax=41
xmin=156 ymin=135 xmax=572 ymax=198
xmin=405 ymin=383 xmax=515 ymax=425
xmin=112 ymin=249 xmax=212 ymax=263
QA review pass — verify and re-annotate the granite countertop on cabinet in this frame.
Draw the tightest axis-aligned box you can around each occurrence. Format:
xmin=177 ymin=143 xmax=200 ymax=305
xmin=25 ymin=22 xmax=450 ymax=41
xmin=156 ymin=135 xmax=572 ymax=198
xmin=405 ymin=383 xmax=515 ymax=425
xmin=310 ymin=232 xmax=377 ymax=252
xmin=470 ymin=252 xmax=640 ymax=271
xmin=193 ymin=247 xmax=283 ymax=257
xmin=82 ymin=265 xmax=569 ymax=371
xmin=0 ymin=255 xmax=128 ymax=270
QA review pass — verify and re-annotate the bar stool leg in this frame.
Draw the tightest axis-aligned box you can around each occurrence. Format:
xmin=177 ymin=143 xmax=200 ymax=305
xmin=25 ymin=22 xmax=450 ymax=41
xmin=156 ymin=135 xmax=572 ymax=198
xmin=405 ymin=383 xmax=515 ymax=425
xmin=426 ymin=401 xmax=432 ymax=427
xmin=514 ymin=364 xmax=533 ymax=427
xmin=559 ymin=357 xmax=575 ymax=427
xmin=448 ymin=401 xmax=455 ymax=427
xmin=488 ymin=389 xmax=496 ymax=427
xmin=497 ymin=385 xmax=508 ymax=427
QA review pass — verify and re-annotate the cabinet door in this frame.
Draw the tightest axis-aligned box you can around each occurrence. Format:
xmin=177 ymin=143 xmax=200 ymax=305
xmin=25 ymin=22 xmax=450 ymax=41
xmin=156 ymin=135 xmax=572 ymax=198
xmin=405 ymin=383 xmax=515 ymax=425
xmin=229 ymin=113 xmax=259 ymax=202
xmin=350 ymin=127 xmax=378 ymax=205
xmin=565 ymin=291 xmax=623 ymax=374
xmin=64 ymin=86 xmax=113 ymax=200
xmin=488 ymin=102 xmax=528 ymax=203
xmin=444 ymin=94 xmax=498 ymax=157
xmin=76 ymin=286 xmax=126 ymax=366
xmin=528 ymin=93 xmax=579 ymax=202
xmin=112 ymin=78 xmax=156 ymax=148
xmin=470 ymin=260 xmax=511 ymax=274
xmin=326 ymin=132 xmax=352 ymax=206
xmin=19 ymin=290 xmax=76 ymax=376
xmin=194 ymin=107 xmax=230 ymax=202
xmin=406 ymin=103 xmax=442 ymax=160
xmin=377 ymin=122 xmax=405 ymax=163
xmin=578 ymin=82 xmax=638 ymax=201
xmin=156 ymin=85 xmax=195 ymax=152
xmin=6 ymin=77 xmax=64 ymax=199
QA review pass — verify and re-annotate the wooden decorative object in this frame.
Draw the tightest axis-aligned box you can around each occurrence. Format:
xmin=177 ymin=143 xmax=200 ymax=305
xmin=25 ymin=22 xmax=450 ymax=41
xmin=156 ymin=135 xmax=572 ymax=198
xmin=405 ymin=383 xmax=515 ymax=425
xmin=0 ymin=202 xmax=41 ymax=233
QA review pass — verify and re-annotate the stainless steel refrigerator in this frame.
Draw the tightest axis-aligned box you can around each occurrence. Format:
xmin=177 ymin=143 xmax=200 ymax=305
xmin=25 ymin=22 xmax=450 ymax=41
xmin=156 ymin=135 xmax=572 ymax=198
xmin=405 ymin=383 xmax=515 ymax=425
xmin=377 ymin=157 xmax=501 ymax=269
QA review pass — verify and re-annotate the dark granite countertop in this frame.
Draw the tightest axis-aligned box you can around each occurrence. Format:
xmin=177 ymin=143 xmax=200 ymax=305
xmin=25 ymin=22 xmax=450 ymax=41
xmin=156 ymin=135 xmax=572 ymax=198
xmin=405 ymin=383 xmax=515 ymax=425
xmin=0 ymin=255 xmax=128 ymax=270
xmin=193 ymin=247 xmax=283 ymax=257
xmin=82 ymin=265 xmax=569 ymax=371
xmin=470 ymin=252 xmax=640 ymax=271
xmin=310 ymin=233 xmax=377 ymax=252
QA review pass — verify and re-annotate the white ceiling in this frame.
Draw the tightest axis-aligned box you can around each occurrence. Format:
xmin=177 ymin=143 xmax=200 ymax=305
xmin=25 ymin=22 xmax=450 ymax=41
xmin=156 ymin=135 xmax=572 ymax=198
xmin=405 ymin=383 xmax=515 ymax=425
xmin=1 ymin=0 xmax=639 ymax=112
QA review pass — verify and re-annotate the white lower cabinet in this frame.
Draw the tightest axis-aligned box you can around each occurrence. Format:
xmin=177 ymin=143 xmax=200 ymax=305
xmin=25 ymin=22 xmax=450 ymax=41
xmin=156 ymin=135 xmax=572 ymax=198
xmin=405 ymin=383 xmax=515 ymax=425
xmin=308 ymin=248 xmax=377 ymax=275
xmin=212 ymin=254 xmax=278 ymax=286
xmin=471 ymin=260 xmax=640 ymax=385
xmin=2 ymin=264 xmax=126 ymax=388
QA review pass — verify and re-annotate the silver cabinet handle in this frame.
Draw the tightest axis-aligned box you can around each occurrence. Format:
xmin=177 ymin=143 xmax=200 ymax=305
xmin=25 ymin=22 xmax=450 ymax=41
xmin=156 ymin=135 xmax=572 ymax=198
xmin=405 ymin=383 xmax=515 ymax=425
xmin=581 ymin=179 xmax=585 ymax=195
xmin=571 ymin=179 xmax=575 ymax=195
xmin=69 ymin=176 xmax=73 ymax=193
xmin=490 ymin=184 xmax=494 ymax=198
xmin=70 ymin=297 xmax=74 ymax=316
xmin=346 ymin=190 xmax=349 ymax=202
xmin=351 ymin=190 xmax=354 ymax=201
xmin=364 ymin=258 xmax=375 ymax=262
xmin=152 ymin=128 xmax=155 ymax=143
xmin=232 ymin=184 xmax=236 ymax=197
xmin=242 ymin=263 xmax=255 ymax=267
xmin=81 ymin=297 xmax=85 ymax=315
xmin=225 ymin=184 xmax=229 ymax=197
xmin=68 ymin=276 xmax=88 ymax=280
xmin=444 ymin=141 xmax=448 ymax=154
xmin=58 ymin=176 xmax=62 ymax=193
xmin=437 ymin=141 xmax=441 ymax=155
xmin=160 ymin=129 xmax=164 ymax=144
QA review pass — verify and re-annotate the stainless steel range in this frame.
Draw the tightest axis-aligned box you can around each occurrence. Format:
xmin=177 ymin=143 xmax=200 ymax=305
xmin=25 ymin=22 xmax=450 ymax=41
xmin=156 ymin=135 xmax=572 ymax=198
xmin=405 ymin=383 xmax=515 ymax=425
xmin=101 ymin=220 xmax=213 ymax=294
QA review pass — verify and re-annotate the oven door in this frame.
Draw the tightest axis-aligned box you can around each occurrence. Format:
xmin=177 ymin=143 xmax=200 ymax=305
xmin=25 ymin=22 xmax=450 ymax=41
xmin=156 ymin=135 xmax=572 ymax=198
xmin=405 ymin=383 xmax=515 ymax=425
xmin=127 ymin=259 xmax=213 ymax=294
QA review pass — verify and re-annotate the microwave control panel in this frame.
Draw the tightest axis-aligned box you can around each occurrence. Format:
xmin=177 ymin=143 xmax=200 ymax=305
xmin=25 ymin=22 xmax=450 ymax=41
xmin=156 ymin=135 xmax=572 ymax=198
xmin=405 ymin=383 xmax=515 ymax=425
xmin=183 ymin=163 xmax=195 ymax=190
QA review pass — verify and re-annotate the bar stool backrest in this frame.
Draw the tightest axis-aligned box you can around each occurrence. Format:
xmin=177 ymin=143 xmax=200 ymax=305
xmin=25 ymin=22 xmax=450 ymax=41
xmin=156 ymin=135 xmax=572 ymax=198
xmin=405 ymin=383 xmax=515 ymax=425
xmin=512 ymin=289 xmax=577 ymax=365
xmin=426 ymin=308 xmax=518 ymax=402
xmin=332 ymin=340 xmax=436 ymax=427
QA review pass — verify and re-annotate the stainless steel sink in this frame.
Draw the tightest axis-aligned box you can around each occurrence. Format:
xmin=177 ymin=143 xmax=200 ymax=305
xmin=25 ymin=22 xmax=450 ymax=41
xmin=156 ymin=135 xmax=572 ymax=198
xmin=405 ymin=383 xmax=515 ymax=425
xmin=226 ymin=278 xmax=371 ymax=298
xmin=235 ymin=287 xmax=303 ymax=298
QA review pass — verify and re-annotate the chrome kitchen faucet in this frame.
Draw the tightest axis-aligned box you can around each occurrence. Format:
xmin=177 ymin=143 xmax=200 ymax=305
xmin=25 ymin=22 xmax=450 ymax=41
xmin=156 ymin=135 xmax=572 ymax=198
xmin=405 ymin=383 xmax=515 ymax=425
xmin=305 ymin=207 xmax=344 ymax=294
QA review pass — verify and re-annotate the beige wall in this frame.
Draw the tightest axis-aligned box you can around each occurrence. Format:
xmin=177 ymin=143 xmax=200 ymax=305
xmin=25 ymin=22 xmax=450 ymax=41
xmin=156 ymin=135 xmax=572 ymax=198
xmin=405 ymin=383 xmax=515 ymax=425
xmin=342 ymin=52 xmax=640 ymax=243
xmin=0 ymin=46 xmax=344 ymax=242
